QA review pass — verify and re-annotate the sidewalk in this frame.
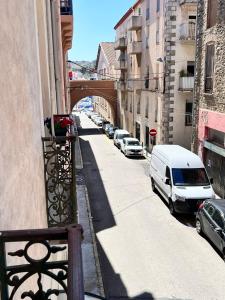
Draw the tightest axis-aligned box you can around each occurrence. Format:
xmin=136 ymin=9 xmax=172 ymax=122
xmin=74 ymin=115 xmax=105 ymax=297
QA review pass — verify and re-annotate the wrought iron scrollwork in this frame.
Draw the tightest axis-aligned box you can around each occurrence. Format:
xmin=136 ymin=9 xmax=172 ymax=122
xmin=5 ymin=240 xmax=67 ymax=299
xmin=0 ymin=225 xmax=84 ymax=300
xmin=42 ymin=135 xmax=76 ymax=227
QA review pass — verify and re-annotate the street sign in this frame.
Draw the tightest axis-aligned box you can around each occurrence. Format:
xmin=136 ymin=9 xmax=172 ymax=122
xmin=149 ymin=128 xmax=157 ymax=136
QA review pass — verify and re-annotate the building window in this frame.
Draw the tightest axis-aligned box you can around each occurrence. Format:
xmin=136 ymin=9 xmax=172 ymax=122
xmin=146 ymin=7 xmax=150 ymax=20
xmin=185 ymin=102 xmax=193 ymax=126
xmin=125 ymin=97 xmax=128 ymax=111
xmin=207 ymin=0 xmax=217 ymax=29
xmin=156 ymin=18 xmax=159 ymax=44
xmin=137 ymin=97 xmax=141 ymax=114
xmin=156 ymin=0 xmax=160 ymax=12
xmin=155 ymin=98 xmax=158 ymax=122
xmin=205 ymin=43 xmax=215 ymax=94
xmin=145 ymin=126 xmax=150 ymax=151
xmin=129 ymin=96 xmax=133 ymax=113
xmin=145 ymin=97 xmax=149 ymax=118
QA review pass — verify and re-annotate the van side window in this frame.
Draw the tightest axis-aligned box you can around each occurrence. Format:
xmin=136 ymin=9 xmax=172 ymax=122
xmin=166 ymin=166 xmax=171 ymax=179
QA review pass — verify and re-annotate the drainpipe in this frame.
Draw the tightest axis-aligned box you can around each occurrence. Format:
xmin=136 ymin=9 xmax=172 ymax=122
xmin=45 ymin=0 xmax=56 ymax=136
xmin=50 ymin=0 xmax=61 ymax=114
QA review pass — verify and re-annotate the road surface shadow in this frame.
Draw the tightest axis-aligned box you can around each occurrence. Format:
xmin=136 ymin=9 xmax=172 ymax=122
xmin=152 ymin=190 xmax=196 ymax=228
xmin=78 ymin=127 xmax=103 ymax=136
xmin=77 ymin=116 xmax=156 ymax=299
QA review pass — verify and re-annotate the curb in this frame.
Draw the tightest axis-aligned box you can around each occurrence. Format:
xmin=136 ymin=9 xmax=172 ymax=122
xmin=74 ymin=115 xmax=105 ymax=297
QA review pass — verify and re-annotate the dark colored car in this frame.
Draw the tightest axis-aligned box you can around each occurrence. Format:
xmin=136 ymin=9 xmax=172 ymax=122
xmin=106 ymin=127 xmax=118 ymax=139
xmin=102 ymin=120 xmax=110 ymax=132
xmin=196 ymin=199 xmax=225 ymax=260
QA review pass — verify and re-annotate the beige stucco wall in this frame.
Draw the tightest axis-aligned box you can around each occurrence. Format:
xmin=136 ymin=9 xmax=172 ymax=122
xmin=0 ymin=0 xmax=48 ymax=230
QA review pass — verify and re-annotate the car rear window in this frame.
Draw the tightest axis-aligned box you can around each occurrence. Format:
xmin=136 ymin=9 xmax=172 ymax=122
xmin=117 ymin=134 xmax=130 ymax=139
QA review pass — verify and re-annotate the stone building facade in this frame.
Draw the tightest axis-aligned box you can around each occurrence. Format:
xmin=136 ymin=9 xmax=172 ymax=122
xmin=114 ymin=0 xmax=197 ymax=151
xmin=192 ymin=0 xmax=225 ymax=197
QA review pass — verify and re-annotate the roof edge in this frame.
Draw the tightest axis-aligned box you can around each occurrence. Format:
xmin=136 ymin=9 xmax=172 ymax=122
xmin=114 ymin=0 xmax=143 ymax=30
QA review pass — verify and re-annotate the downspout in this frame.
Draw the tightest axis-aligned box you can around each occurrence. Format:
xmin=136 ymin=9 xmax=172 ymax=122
xmin=50 ymin=0 xmax=61 ymax=114
xmin=46 ymin=0 xmax=56 ymax=136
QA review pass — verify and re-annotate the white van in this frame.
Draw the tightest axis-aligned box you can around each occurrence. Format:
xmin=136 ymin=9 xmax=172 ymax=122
xmin=113 ymin=129 xmax=130 ymax=148
xmin=149 ymin=145 xmax=215 ymax=215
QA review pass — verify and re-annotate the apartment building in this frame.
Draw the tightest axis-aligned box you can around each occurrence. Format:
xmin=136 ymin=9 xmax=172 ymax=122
xmin=114 ymin=0 xmax=197 ymax=151
xmin=192 ymin=0 xmax=225 ymax=197
xmin=95 ymin=42 xmax=117 ymax=123
xmin=0 ymin=0 xmax=73 ymax=297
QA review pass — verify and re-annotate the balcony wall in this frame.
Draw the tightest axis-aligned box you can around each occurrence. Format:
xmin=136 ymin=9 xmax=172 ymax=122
xmin=114 ymin=81 xmax=126 ymax=91
xmin=115 ymin=59 xmax=127 ymax=70
xmin=128 ymin=15 xmax=142 ymax=31
xmin=60 ymin=0 xmax=73 ymax=52
xmin=179 ymin=76 xmax=194 ymax=91
xmin=114 ymin=37 xmax=127 ymax=50
xmin=179 ymin=0 xmax=197 ymax=5
xmin=179 ymin=22 xmax=196 ymax=42
xmin=127 ymin=78 xmax=142 ymax=91
xmin=128 ymin=41 xmax=142 ymax=54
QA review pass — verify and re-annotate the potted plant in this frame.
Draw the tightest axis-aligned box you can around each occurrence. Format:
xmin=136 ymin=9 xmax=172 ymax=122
xmin=44 ymin=116 xmax=74 ymax=136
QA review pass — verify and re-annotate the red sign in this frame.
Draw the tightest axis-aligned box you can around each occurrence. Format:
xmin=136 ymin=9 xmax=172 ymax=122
xmin=149 ymin=128 xmax=157 ymax=136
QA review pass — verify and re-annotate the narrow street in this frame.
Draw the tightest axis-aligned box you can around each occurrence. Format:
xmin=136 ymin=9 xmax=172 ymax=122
xmin=78 ymin=113 xmax=225 ymax=300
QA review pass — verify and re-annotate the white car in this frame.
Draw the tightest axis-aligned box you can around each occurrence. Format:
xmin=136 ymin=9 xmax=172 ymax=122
xmin=91 ymin=114 xmax=100 ymax=121
xmin=121 ymin=138 xmax=143 ymax=157
xmin=95 ymin=117 xmax=104 ymax=126
xmin=113 ymin=129 xmax=130 ymax=148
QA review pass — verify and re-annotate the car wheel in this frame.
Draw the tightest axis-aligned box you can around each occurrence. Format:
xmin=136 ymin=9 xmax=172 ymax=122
xmin=169 ymin=199 xmax=176 ymax=216
xmin=196 ymin=218 xmax=203 ymax=235
xmin=151 ymin=178 xmax=156 ymax=192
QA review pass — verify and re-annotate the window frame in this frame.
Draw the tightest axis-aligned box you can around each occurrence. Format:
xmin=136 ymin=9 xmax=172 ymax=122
xmin=204 ymin=43 xmax=215 ymax=94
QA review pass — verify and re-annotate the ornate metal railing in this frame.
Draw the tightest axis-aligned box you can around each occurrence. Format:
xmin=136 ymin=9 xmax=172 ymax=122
xmin=42 ymin=115 xmax=77 ymax=227
xmin=0 ymin=225 xmax=84 ymax=300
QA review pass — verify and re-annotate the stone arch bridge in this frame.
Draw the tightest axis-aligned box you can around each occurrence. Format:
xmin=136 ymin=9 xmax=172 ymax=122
xmin=69 ymin=80 xmax=117 ymax=122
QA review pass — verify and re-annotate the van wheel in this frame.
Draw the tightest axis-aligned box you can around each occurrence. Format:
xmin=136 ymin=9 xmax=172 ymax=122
xmin=169 ymin=199 xmax=176 ymax=216
xmin=151 ymin=179 xmax=156 ymax=192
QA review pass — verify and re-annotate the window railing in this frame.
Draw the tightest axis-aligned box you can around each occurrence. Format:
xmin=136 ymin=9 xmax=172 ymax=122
xmin=42 ymin=114 xmax=77 ymax=227
xmin=60 ymin=0 xmax=73 ymax=15
xmin=0 ymin=225 xmax=84 ymax=300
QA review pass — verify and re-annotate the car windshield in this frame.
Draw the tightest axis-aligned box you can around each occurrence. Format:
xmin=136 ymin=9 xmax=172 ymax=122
xmin=172 ymin=168 xmax=210 ymax=186
xmin=127 ymin=141 xmax=140 ymax=146
xmin=118 ymin=134 xmax=130 ymax=139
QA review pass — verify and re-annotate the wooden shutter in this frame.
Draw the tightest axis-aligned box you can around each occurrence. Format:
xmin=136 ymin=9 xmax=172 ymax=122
xmin=207 ymin=0 xmax=217 ymax=28
xmin=205 ymin=44 xmax=215 ymax=93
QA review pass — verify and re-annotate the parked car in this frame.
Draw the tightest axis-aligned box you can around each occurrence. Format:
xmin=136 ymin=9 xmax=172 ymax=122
xmin=196 ymin=199 xmax=225 ymax=260
xmin=149 ymin=145 xmax=215 ymax=215
xmin=91 ymin=114 xmax=100 ymax=122
xmin=102 ymin=120 xmax=110 ymax=132
xmin=113 ymin=129 xmax=130 ymax=148
xmin=120 ymin=138 xmax=144 ymax=157
xmin=95 ymin=117 xmax=104 ymax=126
xmin=106 ymin=126 xmax=118 ymax=139
xmin=104 ymin=124 xmax=114 ymax=134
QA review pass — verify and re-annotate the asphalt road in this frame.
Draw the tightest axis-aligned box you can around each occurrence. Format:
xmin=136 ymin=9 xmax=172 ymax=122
xmin=78 ymin=112 xmax=225 ymax=300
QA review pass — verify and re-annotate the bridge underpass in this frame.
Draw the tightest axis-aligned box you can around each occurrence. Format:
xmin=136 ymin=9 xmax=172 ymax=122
xmin=69 ymin=80 xmax=118 ymax=124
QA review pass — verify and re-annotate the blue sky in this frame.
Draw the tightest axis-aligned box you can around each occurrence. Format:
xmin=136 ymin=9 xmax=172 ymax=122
xmin=68 ymin=0 xmax=135 ymax=62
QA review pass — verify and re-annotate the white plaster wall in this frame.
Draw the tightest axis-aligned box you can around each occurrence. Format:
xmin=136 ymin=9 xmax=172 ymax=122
xmin=0 ymin=0 xmax=47 ymax=230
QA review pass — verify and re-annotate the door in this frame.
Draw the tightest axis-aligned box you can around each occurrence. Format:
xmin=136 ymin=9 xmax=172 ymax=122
xmin=210 ymin=209 xmax=225 ymax=251
xmin=164 ymin=166 xmax=172 ymax=200
xmin=202 ymin=204 xmax=216 ymax=239
xmin=135 ymin=122 xmax=140 ymax=141
xmin=205 ymin=149 xmax=225 ymax=198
